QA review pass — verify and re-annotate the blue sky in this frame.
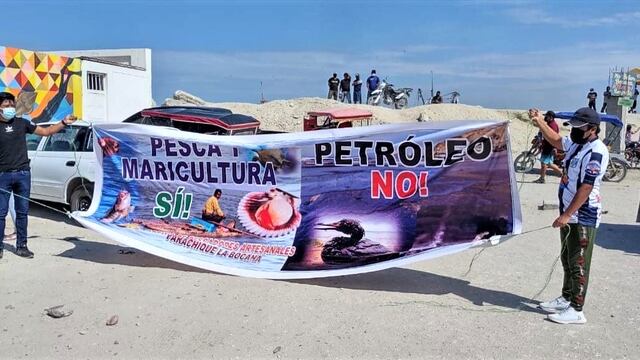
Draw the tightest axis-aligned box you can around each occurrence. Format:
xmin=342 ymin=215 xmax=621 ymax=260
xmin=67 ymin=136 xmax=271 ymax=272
xmin=5 ymin=0 xmax=640 ymax=110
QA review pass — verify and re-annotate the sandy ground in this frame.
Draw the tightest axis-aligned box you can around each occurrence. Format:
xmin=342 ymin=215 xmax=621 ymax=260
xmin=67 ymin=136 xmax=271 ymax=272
xmin=1 ymin=104 xmax=639 ymax=359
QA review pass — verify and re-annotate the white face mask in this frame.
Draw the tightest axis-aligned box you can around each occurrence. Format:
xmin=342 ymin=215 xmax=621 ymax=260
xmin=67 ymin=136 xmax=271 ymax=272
xmin=1 ymin=107 xmax=16 ymax=120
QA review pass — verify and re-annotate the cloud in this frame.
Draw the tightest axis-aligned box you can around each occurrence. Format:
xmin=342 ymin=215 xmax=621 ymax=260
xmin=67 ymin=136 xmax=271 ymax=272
xmin=505 ymin=7 xmax=640 ymax=28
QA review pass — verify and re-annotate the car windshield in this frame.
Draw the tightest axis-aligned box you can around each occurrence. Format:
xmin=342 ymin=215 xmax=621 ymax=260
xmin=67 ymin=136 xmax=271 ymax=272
xmin=43 ymin=127 xmax=82 ymax=152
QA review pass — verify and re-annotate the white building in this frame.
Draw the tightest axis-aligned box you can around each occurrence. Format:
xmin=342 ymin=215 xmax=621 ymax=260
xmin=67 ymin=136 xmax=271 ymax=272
xmin=52 ymin=48 xmax=153 ymax=123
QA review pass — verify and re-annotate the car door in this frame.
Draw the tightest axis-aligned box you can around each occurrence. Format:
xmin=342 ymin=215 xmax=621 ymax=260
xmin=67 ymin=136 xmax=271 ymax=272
xmin=26 ymin=131 xmax=44 ymax=167
xmin=76 ymin=129 xmax=97 ymax=183
xmin=26 ymin=131 xmax=45 ymax=199
xmin=29 ymin=125 xmax=86 ymax=203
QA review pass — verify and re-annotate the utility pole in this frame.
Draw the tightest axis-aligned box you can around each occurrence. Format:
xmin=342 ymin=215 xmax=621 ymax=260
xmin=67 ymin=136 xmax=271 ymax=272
xmin=430 ymin=71 xmax=434 ymax=100
xmin=259 ymin=81 xmax=266 ymax=104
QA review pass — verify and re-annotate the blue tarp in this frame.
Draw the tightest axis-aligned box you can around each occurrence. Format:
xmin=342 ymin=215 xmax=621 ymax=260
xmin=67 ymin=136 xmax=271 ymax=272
xmin=555 ymin=112 xmax=623 ymax=127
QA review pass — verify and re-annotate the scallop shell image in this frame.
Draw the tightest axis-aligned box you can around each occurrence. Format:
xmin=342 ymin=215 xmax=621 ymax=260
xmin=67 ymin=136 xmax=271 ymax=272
xmin=237 ymin=188 xmax=302 ymax=237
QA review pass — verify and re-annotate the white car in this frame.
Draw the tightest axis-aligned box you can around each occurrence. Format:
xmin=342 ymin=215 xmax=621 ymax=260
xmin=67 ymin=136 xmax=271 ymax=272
xmin=26 ymin=121 xmax=96 ymax=212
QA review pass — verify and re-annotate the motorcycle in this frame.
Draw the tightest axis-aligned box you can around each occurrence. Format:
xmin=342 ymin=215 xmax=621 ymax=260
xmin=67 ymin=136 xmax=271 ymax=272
xmin=603 ymin=154 xmax=628 ymax=182
xmin=513 ymin=131 xmax=626 ymax=182
xmin=513 ymin=134 xmax=564 ymax=173
xmin=624 ymin=142 xmax=640 ymax=168
xmin=514 ymin=135 xmax=543 ymax=173
xmin=367 ymin=79 xmax=412 ymax=109
xmin=553 ymin=112 xmax=629 ymax=182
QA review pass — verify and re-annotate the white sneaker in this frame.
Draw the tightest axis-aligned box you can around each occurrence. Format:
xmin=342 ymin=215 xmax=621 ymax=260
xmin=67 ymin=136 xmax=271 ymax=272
xmin=547 ymin=307 xmax=587 ymax=324
xmin=539 ymin=296 xmax=570 ymax=313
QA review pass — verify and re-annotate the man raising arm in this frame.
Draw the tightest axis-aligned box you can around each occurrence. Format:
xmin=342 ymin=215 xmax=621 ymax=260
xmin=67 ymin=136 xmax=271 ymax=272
xmin=0 ymin=92 xmax=77 ymax=259
xmin=531 ymin=107 xmax=609 ymax=325
xmin=529 ymin=108 xmax=562 ymax=149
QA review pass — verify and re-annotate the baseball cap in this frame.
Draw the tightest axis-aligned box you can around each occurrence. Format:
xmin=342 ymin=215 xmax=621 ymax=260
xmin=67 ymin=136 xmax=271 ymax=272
xmin=568 ymin=107 xmax=600 ymax=127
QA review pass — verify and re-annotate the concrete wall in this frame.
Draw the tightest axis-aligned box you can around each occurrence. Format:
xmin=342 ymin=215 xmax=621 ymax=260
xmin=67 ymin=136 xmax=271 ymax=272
xmin=604 ymin=96 xmax=628 ymax=154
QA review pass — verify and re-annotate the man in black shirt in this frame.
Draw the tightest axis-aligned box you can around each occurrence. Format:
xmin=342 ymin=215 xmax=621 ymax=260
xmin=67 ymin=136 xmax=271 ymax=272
xmin=0 ymin=92 xmax=77 ymax=259
xmin=600 ymin=86 xmax=611 ymax=113
xmin=629 ymin=88 xmax=639 ymax=114
xmin=587 ymin=88 xmax=597 ymax=111
xmin=340 ymin=73 xmax=351 ymax=103
xmin=431 ymin=90 xmax=443 ymax=104
xmin=352 ymin=73 xmax=363 ymax=104
xmin=327 ymin=73 xmax=339 ymax=100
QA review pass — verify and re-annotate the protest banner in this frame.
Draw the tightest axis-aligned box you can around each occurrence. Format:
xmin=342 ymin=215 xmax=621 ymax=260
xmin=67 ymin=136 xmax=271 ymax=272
xmin=73 ymin=121 xmax=522 ymax=279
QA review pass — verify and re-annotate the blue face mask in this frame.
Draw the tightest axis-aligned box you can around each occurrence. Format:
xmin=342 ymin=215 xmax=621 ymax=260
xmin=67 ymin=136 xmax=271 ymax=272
xmin=1 ymin=107 xmax=16 ymax=120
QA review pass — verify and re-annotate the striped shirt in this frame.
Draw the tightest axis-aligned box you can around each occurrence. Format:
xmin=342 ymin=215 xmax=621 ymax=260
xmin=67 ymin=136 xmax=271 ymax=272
xmin=558 ymin=136 xmax=609 ymax=227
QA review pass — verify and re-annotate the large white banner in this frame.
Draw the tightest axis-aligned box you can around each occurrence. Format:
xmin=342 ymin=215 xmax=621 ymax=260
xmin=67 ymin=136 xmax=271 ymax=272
xmin=73 ymin=121 xmax=522 ymax=279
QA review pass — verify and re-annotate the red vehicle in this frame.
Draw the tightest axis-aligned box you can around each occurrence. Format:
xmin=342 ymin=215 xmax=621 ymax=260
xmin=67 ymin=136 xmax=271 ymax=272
xmin=303 ymin=108 xmax=373 ymax=131
xmin=123 ymin=106 xmax=261 ymax=135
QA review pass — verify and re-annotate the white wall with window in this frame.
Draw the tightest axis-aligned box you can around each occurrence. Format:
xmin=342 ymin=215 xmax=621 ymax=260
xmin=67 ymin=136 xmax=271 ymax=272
xmin=80 ymin=59 xmax=153 ymax=123
xmin=52 ymin=49 xmax=153 ymax=124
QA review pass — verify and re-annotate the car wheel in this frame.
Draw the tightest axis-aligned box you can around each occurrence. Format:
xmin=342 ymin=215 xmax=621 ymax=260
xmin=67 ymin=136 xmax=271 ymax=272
xmin=70 ymin=184 xmax=94 ymax=212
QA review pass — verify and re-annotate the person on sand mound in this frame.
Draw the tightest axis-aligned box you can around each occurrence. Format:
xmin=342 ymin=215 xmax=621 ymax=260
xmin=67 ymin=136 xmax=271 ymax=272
xmin=600 ymin=86 xmax=611 ymax=113
xmin=340 ymin=73 xmax=351 ymax=104
xmin=451 ymin=91 xmax=460 ymax=104
xmin=327 ymin=73 xmax=339 ymax=100
xmin=431 ymin=91 xmax=443 ymax=104
xmin=587 ymin=88 xmax=597 ymax=111
xmin=352 ymin=74 xmax=363 ymax=104
xmin=366 ymin=70 xmax=379 ymax=102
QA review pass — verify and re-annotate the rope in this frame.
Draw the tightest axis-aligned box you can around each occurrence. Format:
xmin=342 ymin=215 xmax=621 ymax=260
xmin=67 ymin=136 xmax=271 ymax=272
xmin=517 ymin=113 xmax=537 ymax=192
xmin=388 ymin=226 xmax=570 ymax=314
xmin=462 ymin=247 xmax=487 ymax=277
xmin=463 ymin=225 xmax=554 ymax=278
xmin=0 ymin=187 xmax=71 ymax=218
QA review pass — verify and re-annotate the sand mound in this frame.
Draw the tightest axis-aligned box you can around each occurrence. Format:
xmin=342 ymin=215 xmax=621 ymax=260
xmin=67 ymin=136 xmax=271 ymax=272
xmin=164 ymin=91 xmax=537 ymax=153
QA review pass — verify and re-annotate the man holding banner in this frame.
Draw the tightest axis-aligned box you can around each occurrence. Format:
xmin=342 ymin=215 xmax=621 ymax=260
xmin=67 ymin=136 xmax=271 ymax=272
xmin=531 ymin=107 xmax=609 ymax=325
xmin=0 ymin=92 xmax=77 ymax=259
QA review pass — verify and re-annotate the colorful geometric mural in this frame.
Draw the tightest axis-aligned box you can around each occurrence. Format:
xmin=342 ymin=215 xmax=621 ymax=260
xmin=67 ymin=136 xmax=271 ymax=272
xmin=0 ymin=46 xmax=82 ymax=123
